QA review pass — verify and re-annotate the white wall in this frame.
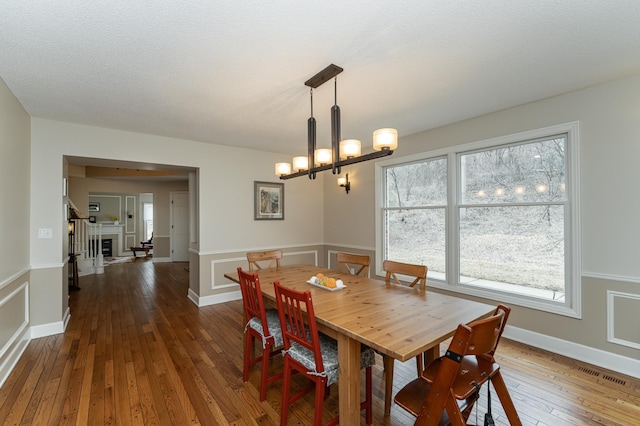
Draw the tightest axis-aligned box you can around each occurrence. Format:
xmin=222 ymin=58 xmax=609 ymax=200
xmin=0 ymin=78 xmax=30 ymax=278
xmin=323 ymin=73 xmax=640 ymax=375
xmin=29 ymin=118 xmax=325 ymax=308
xmin=0 ymin=77 xmax=31 ymax=386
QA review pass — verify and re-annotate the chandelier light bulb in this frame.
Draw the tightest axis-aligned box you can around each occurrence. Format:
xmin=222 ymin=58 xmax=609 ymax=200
xmin=373 ymin=128 xmax=398 ymax=151
xmin=315 ymin=148 xmax=332 ymax=165
xmin=275 ymin=162 xmax=292 ymax=176
xmin=292 ymin=156 xmax=308 ymax=171
xmin=339 ymin=139 xmax=361 ymax=159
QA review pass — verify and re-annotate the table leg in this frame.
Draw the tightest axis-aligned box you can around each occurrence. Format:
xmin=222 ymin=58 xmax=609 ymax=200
xmin=338 ymin=333 xmax=361 ymax=424
xmin=417 ymin=344 xmax=440 ymax=376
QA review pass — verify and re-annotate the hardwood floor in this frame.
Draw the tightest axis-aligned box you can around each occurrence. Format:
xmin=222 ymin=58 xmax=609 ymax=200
xmin=0 ymin=260 xmax=637 ymax=425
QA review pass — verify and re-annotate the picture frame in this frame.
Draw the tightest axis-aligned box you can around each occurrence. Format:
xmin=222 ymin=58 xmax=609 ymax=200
xmin=89 ymin=202 xmax=100 ymax=212
xmin=254 ymin=181 xmax=284 ymax=220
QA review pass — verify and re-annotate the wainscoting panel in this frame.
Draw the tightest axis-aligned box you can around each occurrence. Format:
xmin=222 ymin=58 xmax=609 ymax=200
xmin=125 ymin=195 xmax=136 ymax=234
xmin=210 ymin=249 xmax=319 ymax=289
xmin=0 ymin=279 xmax=30 ymax=387
xmin=607 ymin=290 xmax=640 ymax=350
xmin=125 ymin=234 xmax=136 ymax=251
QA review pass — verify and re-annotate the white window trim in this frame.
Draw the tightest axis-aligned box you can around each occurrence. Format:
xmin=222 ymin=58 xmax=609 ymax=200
xmin=375 ymin=121 xmax=581 ymax=318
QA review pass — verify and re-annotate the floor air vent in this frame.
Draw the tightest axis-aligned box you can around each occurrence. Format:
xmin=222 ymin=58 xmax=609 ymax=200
xmin=577 ymin=366 xmax=600 ymax=376
xmin=602 ymin=374 xmax=626 ymax=386
xmin=577 ymin=366 xmax=627 ymax=386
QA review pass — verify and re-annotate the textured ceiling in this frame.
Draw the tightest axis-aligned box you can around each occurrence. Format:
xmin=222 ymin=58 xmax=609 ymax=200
xmin=2 ymin=1 xmax=640 ymax=157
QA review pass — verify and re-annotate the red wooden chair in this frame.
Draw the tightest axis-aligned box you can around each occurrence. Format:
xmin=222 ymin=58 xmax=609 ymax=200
xmin=237 ymin=267 xmax=283 ymax=401
xmin=273 ymin=281 xmax=375 ymax=426
xmin=394 ymin=304 xmax=521 ymax=425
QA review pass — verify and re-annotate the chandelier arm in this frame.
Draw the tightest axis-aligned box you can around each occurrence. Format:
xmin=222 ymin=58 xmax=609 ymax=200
xmin=308 ymin=117 xmax=316 ymax=180
xmin=307 ymin=88 xmax=316 ymax=180
xmin=279 ymin=149 xmax=394 ymax=180
xmin=331 ymin=75 xmax=342 ymax=175
xmin=331 ymin=105 xmax=341 ymax=175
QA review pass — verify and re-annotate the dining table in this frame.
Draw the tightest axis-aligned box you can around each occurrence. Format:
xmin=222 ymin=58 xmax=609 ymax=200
xmin=224 ymin=264 xmax=495 ymax=424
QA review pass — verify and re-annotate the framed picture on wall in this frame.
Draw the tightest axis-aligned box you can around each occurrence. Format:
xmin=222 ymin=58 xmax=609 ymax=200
xmin=254 ymin=181 xmax=284 ymax=220
xmin=89 ymin=202 xmax=100 ymax=212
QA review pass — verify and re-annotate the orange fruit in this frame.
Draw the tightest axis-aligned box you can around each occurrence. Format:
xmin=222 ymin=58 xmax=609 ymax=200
xmin=326 ymin=278 xmax=337 ymax=288
xmin=316 ymin=273 xmax=324 ymax=278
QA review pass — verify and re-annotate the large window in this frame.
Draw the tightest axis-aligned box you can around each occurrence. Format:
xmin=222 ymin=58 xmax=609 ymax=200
xmin=383 ymin=157 xmax=448 ymax=280
xmin=378 ymin=123 xmax=580 ymax=316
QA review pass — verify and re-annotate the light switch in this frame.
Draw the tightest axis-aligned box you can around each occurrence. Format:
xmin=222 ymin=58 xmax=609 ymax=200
xmin=38 ymin=228 xmax=53 ymax=239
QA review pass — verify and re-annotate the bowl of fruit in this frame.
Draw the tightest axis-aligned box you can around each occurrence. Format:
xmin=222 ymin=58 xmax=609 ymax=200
xmin=307 ymin=273 xmax=346 ymax=291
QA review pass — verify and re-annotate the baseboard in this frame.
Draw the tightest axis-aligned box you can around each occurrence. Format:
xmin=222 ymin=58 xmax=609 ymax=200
xmin=30 ymin=317 xmax=67 ymax=338
xmin=152 ymin=257 xmax=171 ymax=263
xmin=503 ymin=325 xmax=640 ymax=379
xmin=188 ymin=288 xmax=242 ymax=307
xmin=0 ymin=326 xmax=30 ymax=388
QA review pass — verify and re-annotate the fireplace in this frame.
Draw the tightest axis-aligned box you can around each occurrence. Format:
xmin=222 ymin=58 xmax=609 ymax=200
xmin=91 ymin=238 xmax=112 ymax=257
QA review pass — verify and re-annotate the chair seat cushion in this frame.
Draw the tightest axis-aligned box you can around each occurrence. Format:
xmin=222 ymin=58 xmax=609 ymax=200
xmin=246 ymin=309 xmax=284 ymax=347
xmin=287 ymin=334 xmax=376 ymax=386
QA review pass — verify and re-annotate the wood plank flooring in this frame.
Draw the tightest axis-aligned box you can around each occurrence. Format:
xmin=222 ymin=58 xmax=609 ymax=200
xmin=0 ymin=260 xmax=638 ymax=425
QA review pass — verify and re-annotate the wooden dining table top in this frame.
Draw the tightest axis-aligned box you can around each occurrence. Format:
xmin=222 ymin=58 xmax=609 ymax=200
xmin=224 ymin=264 xmax=495 ymax=362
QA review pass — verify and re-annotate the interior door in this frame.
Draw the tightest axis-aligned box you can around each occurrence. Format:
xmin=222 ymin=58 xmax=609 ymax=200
xmin=171 ymin=191 xmax=189 ymax=262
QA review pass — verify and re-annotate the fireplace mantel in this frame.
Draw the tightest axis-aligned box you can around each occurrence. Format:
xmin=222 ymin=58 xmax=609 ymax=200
xmin=96 ymin=223 xmax=124 ymax=235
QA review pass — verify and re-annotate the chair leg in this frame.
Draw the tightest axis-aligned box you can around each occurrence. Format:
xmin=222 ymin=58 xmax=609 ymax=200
xmin=415 ymin=353 xmax=424 ymax=377
xmin=280 ymin=361 xmax=292 ymax=426
xmin=259 ymin=343 xmax=271 ymax=401
xmin=243 ymin=333 xmax=252 ymax=382
xmin=444 ymin=391 xmax=466 ymax=426
xmin=314 ymin=379 xmax=326 ymax=426
xmin=491 ymin=372 xmax=522 ymax=426
xmin=383 ymin=355 xmax=394 ymax=416
xmin=365 ymin=366 xmax=373 ymax=424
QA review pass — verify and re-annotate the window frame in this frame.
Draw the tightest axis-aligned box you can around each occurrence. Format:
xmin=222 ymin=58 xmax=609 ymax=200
xmin=375 ymin=122 xmax=581 ymax=318
xmin=382 ymin=156 xmax=449 ymax=280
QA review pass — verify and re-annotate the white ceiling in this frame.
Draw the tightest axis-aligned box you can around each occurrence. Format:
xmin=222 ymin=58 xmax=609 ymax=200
xmin=2 ymin=1 xmax=640 ymax=157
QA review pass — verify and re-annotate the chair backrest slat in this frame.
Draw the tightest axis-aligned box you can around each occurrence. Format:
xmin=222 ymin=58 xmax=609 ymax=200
xmin=274 ymin=281 xmax=324 ymax=373
xmin=247 ymin=249 xmax=283 ymax=272
xmin=383 ymin=259 xmax=427 ymax=290
xmin=336 ymin=252 xmax=371 ymax=277
xmin=237 ymin=267 xmax=271 ymax=337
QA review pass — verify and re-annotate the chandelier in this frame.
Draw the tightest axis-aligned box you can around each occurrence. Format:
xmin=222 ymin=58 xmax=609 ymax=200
xmin=275 ymin=64 xmax=397 ymax=180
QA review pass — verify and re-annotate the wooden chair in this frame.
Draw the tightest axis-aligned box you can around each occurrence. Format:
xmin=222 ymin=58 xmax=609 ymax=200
xmin=394 ymin=304 xmax=521 ymax=426
xmin=381 ymin=259 xmax=428 ymax=416
xmin=273 ymin=281 xmax=375 ymax=426
xmin=247 ymin=249 xmax=283 ymax=272
xmin=237 ymin=267 xmax=283 ymax=401
xmin=140 ymin=233 xmax=153 ymax=248
xmin=384 ymin=259 xmax=427 ymax=290
xmin=336 ymin=252 xmax=371 ymax=277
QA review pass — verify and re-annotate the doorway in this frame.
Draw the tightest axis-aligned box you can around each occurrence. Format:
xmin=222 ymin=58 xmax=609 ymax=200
xmin=171 ymin=191 xmax=189 ymax=262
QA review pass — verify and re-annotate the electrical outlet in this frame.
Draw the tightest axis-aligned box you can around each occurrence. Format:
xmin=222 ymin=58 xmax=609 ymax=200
xmin=38 ymin=228 xmax=53 ymax=239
